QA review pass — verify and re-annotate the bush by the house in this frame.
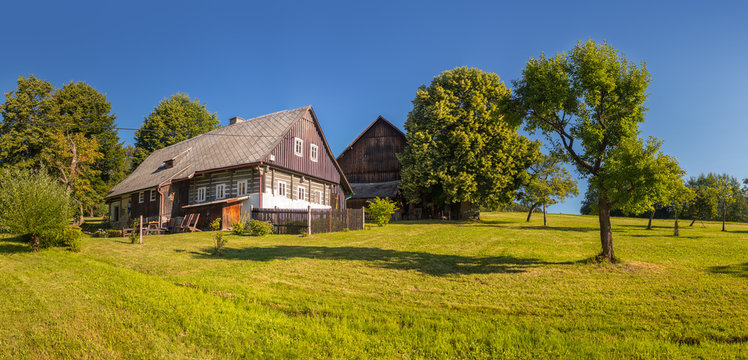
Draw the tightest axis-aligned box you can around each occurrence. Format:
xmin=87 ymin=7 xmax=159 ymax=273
xmin=232 ymin=221 xmax=245 ymax=235
xmin=0 ymin=168 xmax=72 ymax=251
xmin=210 ymin=218 xmax=221 ymax=231
xmin=366 ymin=197 xmax=399 ymax=227
xmin=247 ymin=219 xmax=273 ymax=236
xmin=62 ymin=226 xmax=83 ymax=252
xmin=128 ymin=219 xmax=139 ymax=243
xmin=93 ymin=229 xmax=108 ymax=238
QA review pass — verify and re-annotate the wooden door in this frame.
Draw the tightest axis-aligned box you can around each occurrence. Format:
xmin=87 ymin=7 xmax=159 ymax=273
xmin=222 ymin=204 xmax=242 ymax=230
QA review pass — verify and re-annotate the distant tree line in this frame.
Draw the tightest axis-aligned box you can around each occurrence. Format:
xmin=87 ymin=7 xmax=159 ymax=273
xmin=581 ymin=173 xmax=748 ymax=224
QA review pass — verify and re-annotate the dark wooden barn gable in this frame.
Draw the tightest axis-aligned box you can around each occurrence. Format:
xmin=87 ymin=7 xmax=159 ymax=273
xmin=337 ymin=116 xmax=406 ymax=184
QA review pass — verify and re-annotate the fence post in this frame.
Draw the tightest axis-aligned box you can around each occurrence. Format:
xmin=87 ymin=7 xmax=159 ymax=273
xmin=329 ymin=207 xmax=332 ymax=232
xmin=139 ymin=215 xmax=143 ymax=244
xmin=249 ymin=205 xmax=253 ymax=221
xmin=361 ymin=208 xmax=365 ymax=230
xmin=307 ymin=205 xmax=312 ymax=235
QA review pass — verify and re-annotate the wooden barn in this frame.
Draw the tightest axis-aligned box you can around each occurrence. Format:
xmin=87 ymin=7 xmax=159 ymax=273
xmin=336 ymin=116 xmax=406 ymax=209
xmin=105 ymin=106 xmax=352 ymax=230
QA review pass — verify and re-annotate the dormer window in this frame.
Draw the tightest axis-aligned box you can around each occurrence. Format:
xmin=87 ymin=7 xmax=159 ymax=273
xmin=197 ymin=187 xmax=207 ymax=202
xmin=150 ymin=190 xmax=156 ymax=202
xmin=310 ymin=144 xmax=318 ymax=162
xmin=294 ymin=137 xmax=303 ymax=157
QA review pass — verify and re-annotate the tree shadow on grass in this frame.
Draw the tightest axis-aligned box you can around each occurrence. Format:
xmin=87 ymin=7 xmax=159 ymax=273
xmin=0 ymin=235 xmax=31 ymax=254
xmin=190 ymin=245 xmax=573 ymax=276
xmin=709 ymin=263 xmax=748 ymax=278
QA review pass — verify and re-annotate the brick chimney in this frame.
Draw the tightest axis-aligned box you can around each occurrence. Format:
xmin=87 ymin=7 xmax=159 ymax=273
xmin=229 ymin=117 xmax=244 ymax=125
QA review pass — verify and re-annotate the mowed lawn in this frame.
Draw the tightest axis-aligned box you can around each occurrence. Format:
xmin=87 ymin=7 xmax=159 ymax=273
xmin=0 ymin=213 xmax=746 ymax=359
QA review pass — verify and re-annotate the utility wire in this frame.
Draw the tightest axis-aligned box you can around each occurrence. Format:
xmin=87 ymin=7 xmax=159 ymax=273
xmin=12 ymin=121 xmax=280 ymax=138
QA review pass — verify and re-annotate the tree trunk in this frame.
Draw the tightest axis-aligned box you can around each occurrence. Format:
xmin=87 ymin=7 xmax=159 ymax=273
xmin=31 ymin=234 xmax=40 ymax=252
xmin=526 ymin=204 xmax=537 ymax=222
xmin=689 ymin=218 xmax=696 ymax=227
xmin=78 ymin=202 xmax=84 ymax=226
xmin=674 ymin=215 xmax=679 ymax=237
xmin=722 ymin=204 xmax=726 ymax=232
xmin=647 ymin=209 xmax=655 ymax=230
xmin=543 ymin=203 xmax=547 ymax=227
xmin=598 ymin=196 xmax=614 ymax=261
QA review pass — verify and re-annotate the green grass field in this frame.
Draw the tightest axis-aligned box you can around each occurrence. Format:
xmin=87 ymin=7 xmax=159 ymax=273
xmin=0 ymin=213 xmax=746 ymax=359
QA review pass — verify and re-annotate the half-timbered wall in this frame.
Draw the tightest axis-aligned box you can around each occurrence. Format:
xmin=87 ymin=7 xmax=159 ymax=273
xmin=187 ymin=168 xmax=259 ymax=205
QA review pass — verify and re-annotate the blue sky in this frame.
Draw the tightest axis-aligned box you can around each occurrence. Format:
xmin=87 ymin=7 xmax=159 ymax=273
xmin=1 ymin=0 xmax=746 ymax=214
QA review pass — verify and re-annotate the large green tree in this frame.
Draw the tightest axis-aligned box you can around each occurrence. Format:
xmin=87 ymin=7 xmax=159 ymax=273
xmin=132 ymin=93 xmax=219 ymax=169
xmin=512 ymin=40 xmax=675 ymax=261
xmin=0 ymin=75 xmax=56 ymax=169
xmin=518 ymin=152 xmax=578 ymax=226
xmin=398 ymin=67 xmax=539 ymax=216
xmin=0 ymin=76 xmax=125 ymax=219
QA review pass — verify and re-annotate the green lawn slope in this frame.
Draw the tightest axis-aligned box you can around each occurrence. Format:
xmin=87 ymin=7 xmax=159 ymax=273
xmin=0 ymin=212 xmax=746 ymax=359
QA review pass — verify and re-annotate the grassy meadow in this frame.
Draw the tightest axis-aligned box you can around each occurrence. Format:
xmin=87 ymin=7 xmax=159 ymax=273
xmin=0 ymin=212 xmax=746 ymax=359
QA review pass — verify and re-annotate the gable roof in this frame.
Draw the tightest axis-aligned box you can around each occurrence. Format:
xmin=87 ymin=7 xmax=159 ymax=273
xmin=337 ymin=115 xmax=406 ymax=161
xmin=107 ymin=106 xmax=350 ymax=199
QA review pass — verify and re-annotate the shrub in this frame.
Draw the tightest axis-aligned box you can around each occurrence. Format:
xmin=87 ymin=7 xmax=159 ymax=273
xmin=93 ymin=229 xmax=108 ymax=238
xmin=107 ymin=229 xmax=123 ymax=238
xmin=128 ymin=219 xmax=139 ymax=244
xmin=214 ymin=231 xmax=228 ymax=256
xmin=63 ymin=226 xmax=82 ymax=252
xmin=210 ymin=218 xmax=221 ymax=231
xmin=232 ymin=221 xmax=245 ymax=235
xmin=0 ymin=168 xmax=72 ymax=251
xmin=366 ymin=197 xmax=399 ymax=227
xmin=247 ymin=219 xmax=273 ymax=236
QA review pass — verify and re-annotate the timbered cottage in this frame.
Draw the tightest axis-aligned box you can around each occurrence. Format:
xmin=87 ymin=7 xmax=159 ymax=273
xmin=105 ymin=106 xmax=352 ymax=230
xmin=336 ymin=116 xmax=406 ymax=210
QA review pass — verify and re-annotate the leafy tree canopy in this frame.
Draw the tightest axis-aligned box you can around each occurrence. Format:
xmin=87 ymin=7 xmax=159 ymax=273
xmin=518 ymin=152 xmax=578 ymax=223
xmin=132 ymin=93 xmax=219 ymax=169
xmin=512 ymin=39 xmax=675 ymax=260
xmin=398 ymin=67 xmax=539 ymax=213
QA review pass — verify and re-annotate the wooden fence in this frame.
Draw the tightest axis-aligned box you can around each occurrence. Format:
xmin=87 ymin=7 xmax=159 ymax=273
xmin=250 ymin=207 xmax=365 ymax=235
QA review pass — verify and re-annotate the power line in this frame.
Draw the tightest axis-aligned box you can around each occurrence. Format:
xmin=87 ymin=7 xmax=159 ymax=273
xmin=12 ymin=121 xmax=280 ymax=138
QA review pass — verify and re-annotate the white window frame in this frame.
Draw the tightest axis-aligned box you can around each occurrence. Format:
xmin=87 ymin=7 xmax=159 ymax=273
xmin=294 ymin=137 xmax=303 ymax=157
xmin=277 ymin=181 xmax=287 ymax=197
xmin=237 ymin=179 xmax=248 ymax=197
xmin=150 ymin=190 xmax=156 ymax=202
xmin=138 ymin=191 xmax=144 ymax=203
xmin=298 ymin=186 xmax=306 ymax=201
xmin=215 ymin=184 xmax=226 ymax=200
xmin=315 ymin=190 xmax=322 ymax=204
xmin=310 ymin=144 xmax=318 ymax=162
xmin=197 ymin=187 xmax=207 ymax=202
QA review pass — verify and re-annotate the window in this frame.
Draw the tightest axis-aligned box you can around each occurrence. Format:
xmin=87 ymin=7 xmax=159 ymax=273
xmin=298 ymin=186 xmax=306 ymax=201
xmin=138 ymin=191 xmax=144 ymax=203
xmin=237 ymin=180 xmax=248 ymax=196
xmin=277 ymin=181 xmax=287 ymax=197
xmin=310 ymin=144 xmax=318 ymax=162
xmin=150 ymin=190 xmax=156 ymax=202
xmin=215 ymin=184 xmax=226 ymax=199
xmin=197 ymin=187 xmax=207 ymax=202
xmin=314 ymin=190 xmax=322 ymax=204
xmin=294 ymin=137 xmax=303 ymax=157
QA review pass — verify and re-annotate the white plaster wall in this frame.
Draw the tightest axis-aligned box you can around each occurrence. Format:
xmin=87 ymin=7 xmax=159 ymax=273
xmin=261 ymin=192 xmax=330 ymax=210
